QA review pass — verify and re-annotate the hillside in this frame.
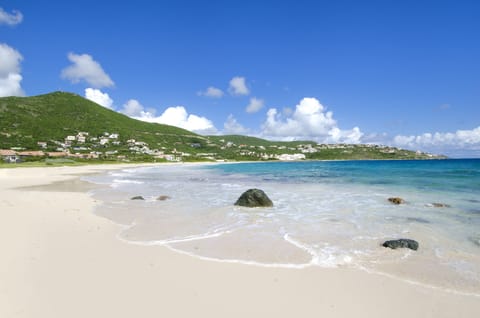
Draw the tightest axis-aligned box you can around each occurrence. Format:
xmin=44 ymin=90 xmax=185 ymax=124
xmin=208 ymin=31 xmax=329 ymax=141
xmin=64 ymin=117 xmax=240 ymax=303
xmin=0 ymin=91 xmax=202 ymax=149
xmin=0 ymin=92 xmax=444 ymax=163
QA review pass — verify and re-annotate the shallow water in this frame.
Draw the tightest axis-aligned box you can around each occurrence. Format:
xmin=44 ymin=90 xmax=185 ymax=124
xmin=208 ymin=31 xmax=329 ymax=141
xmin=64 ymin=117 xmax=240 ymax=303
xmin=85 ymin=160 xmax=480 ymax=295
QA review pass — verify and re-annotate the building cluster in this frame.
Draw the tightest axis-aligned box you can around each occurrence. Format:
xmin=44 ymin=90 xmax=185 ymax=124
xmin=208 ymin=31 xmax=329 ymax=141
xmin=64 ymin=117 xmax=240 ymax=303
xmin=0 ymin=130 xmax=436 ymax=164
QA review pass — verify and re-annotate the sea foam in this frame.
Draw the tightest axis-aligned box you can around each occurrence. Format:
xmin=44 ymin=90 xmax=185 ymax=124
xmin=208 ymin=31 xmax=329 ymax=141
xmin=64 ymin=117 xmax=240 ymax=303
xmin=85 ymin=160 xmax=480 ymax=295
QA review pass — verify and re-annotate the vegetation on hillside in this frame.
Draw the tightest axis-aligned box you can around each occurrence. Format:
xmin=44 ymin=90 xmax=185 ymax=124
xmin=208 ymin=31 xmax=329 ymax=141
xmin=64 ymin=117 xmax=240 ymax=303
xmin=0 ymin=92 xmax=445 ymax=164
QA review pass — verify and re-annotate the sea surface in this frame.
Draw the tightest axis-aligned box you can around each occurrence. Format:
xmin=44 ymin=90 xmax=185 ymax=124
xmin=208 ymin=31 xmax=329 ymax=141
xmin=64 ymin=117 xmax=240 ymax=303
xmin=85 ymin=159 xmax=480 ymax=295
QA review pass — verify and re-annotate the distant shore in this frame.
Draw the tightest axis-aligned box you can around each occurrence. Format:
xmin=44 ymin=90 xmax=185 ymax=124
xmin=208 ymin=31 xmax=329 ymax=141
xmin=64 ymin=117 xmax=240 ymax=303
xmin=1 ymin=164 xmax=479 ymax=318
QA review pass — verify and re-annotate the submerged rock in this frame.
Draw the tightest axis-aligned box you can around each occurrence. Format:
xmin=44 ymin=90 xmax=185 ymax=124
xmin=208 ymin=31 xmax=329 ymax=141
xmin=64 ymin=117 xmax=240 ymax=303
xmin=427 ymin=203 xmax=451 ymax=208
xmin=388 ymin=197 xmax=405 ymax=205
xmin=469 ymin=235 xmax=480 ymax=247
xmin=382 ymin=239 xmax=419 ymax=251
xmin=406 ymin=217 xmax=430 ymax=224
xmin=235 ymin=189 xmax=273 ymax=208
xmin=157 ymin=195 xmax=171 ymax=201
xmin=131 ymin=196 xmax=145 ymax=200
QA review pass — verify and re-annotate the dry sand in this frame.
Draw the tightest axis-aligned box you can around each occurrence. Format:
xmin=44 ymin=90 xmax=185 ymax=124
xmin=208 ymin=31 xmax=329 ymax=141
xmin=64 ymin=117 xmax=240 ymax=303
xmin=0 ymin=164 xmax=479 ymax=318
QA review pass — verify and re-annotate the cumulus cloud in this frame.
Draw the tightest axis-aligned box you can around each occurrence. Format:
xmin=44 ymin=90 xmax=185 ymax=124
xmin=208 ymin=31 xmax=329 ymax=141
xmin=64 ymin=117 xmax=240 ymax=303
xmin=198 ymin=86 xmax=224 ymax=98
xmin=223 ymin=114 xmax=249 ymax=135
xmin=120 ymin=99 xmax=155 ymax=118
xmin=152 ymin=107 xmax=218 ymax=134
xmin=120 ymin=99 xmax=217 ymax=134
xmin=0 ymin=7 xmax=23 ymax=26
xmin=61 ymin=53 xmax=114 ymax=88
xmin=228 ymin=76 xmax=249 ymax=96
xmin=261 ymin=97 xmax=363 ymax=143
xmin=246 ymin=97 xmax=264 ymax=113
xmin=0 ymin=43 xmax=24 ymax=97
xmin=393 ymin=127 xmax=480 ymax=156
xmin=84 ymin=88 xmax=113 ymax=109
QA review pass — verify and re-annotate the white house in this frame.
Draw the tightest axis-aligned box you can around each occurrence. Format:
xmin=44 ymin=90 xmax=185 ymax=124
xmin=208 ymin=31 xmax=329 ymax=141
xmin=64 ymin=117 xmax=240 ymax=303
xmin=277 ymin=153 xmax=306 ymax=161
xmin=0 ymin=150 xmax=20 ymax=163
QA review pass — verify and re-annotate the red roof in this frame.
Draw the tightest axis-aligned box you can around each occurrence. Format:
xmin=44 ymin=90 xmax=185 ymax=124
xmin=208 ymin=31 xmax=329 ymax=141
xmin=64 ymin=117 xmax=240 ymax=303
xmin=0 ymin=149 xmax=17 ymax=156
xmin=18 ymin=151 xmax=45 ymax=157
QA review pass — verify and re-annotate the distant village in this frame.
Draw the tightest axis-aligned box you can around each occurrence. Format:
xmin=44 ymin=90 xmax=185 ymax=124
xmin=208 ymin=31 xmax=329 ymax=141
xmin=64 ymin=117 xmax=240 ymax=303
xmin=0 ymin=130 xmax=438 ymax=163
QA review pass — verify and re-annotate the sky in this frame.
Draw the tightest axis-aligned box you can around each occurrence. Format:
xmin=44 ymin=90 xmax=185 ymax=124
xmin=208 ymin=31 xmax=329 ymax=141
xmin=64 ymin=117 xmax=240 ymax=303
xmin=1 ymin=0 xmax=479 ymax=157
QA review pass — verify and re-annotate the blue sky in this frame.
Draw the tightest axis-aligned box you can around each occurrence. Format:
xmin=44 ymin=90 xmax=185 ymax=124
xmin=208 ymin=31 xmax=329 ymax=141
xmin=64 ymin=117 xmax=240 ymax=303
xmin=1 ymin=0 xmax=479 ymax=157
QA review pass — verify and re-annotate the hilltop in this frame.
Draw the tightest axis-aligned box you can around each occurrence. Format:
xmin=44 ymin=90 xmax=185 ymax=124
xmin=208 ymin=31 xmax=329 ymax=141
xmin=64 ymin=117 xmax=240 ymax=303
xmin=0 ymin=92 xmax=444 ymax=163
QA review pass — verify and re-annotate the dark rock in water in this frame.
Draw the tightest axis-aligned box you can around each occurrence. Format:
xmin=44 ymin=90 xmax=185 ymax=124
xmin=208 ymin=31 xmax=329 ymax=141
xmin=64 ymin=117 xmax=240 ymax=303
xmin=429 ymin=203 xmax=451 ymax=208
xmin=157 ymin=195 xmax=171 ymax=201
xmin=388 ymin=197 xmax=405 ymax=205
xmin=382 ymin=239 xmax=419 ymax=251
xmin=467 ymin=199 xmax=480 ymax=203
xmin=406 ymin=217 xmax=430 ymax=224
xmin=131 ymin=196 xmax=145 ymax=200
xmin=235 ymin=189 xmax=273 ymax=208
xmin=469 ymin=235 xmax=480 ymax=247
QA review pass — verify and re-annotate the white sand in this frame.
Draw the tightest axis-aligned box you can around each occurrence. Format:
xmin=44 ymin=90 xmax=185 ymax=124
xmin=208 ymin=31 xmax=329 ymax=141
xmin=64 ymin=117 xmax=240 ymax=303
xmin=1 ymin=165 xmax=479 ymax=318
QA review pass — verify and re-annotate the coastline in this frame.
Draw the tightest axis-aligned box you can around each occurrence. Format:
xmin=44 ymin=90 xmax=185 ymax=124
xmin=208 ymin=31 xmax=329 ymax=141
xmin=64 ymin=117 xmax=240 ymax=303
xmin=1 ymin=164 xmax=479 ymax=317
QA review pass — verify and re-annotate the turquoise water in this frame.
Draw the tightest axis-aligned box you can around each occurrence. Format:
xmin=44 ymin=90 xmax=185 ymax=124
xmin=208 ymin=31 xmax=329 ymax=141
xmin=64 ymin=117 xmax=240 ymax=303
xmin=205 ymin=159 xmax=480 ymax=196
xmin=87 ymin=159 xmax=480 ymax=295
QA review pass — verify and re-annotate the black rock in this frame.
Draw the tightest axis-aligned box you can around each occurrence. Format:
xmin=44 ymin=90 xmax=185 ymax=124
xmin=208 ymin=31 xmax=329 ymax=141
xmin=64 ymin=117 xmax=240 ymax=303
xmin=157 ymin=195 xmax=171 ymax=201
xmin=382 ymin=239 xmax=419 ymax=251
xmin=131 ymin=196 xmax=145 ymax=200
xmin=235 ymin=189 xmax=273 ymax=208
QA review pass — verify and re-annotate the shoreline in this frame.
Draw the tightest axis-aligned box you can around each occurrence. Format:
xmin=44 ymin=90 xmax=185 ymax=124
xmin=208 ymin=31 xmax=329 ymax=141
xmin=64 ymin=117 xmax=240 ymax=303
xmin=1 ymin=164 xmax=479 ymax=317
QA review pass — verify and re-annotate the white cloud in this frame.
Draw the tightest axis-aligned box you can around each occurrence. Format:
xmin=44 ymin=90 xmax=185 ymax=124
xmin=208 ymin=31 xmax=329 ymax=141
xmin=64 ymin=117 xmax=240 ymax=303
xmin=223 ymin=114 xmax=249 ymax=135
xmin=61 ymin=53 xmax=114 ymax=88
xmin=228 ymin=76 xmax=249 ymax=96
xmin=0 ymin=43 xmax=24 ymax=97
xmin=261 ymin=97 xmax=363 ymax=143
xmin=120 ymin=99 xmax=217 ymax=134
xmin=152 ymin=106 xmax=218 ymax=134
xmin=393 ymin=127 xmax=480 ymax=156
xmin=0 ymin=8 xmax=23 ymax=26
xmin=198 ymin=86 xmax=224 ymax=98
xmin=246 ymin=97 xmax=264 ymax=113
xmin=84 ymin=88 xmax=113 ymax=109
xmin=120 ymin=99 xmax=155 ymax=118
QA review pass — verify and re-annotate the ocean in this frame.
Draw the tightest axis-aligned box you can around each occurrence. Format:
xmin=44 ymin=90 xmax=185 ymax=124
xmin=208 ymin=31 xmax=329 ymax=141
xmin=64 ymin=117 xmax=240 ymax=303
xmin=85 ymin=159 xmax=480 ymax=295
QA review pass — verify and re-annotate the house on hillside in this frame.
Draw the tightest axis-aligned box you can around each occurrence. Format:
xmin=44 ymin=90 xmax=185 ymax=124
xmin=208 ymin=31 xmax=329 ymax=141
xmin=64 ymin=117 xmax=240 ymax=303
xmin=0 ymin=150 xmax=20 ymax=163
xmin=277 ymin=153 xmax=306 ymax=161
xmin=47 ymin=152 xmax=68 ymax=158
xmin=17 ymin=151 xmax=46 ymax=158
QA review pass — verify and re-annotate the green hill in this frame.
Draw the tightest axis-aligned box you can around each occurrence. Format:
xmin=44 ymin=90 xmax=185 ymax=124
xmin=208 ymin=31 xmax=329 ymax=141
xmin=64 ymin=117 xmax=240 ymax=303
xmin=0 ymin=91 xmax=444 ymax=163
xmin=0 ymin=91 xmax=204 ymax=151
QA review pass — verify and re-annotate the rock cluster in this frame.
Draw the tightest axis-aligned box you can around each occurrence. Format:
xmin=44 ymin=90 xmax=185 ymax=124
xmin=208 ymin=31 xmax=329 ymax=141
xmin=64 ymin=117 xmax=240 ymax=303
xmin=388 ymin=197 xmax=405 ymax=205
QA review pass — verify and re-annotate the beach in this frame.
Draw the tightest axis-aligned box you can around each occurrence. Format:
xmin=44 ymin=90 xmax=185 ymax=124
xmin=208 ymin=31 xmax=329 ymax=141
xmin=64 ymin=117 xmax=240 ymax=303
xmin=1 ymin=164 xmax=479 ymax=318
